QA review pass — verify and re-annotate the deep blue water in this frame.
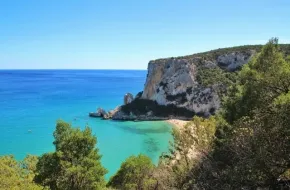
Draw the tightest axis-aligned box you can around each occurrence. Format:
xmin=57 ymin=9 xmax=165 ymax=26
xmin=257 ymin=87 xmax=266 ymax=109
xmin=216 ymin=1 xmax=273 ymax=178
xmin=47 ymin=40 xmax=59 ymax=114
xmin=0 ymin=70 xmax=173 ymax=178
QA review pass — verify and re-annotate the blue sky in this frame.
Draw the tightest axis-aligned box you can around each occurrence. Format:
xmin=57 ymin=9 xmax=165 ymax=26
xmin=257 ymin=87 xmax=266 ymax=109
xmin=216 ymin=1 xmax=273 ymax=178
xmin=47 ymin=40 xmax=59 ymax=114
xmin=0 ymin=0 xmax=289 ymax=69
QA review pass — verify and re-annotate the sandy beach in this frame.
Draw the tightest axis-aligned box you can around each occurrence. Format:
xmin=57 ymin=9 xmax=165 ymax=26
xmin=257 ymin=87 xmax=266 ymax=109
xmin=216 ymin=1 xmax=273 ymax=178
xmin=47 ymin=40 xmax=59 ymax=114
xmin=166 ymin=119 xmax=189 ymax=129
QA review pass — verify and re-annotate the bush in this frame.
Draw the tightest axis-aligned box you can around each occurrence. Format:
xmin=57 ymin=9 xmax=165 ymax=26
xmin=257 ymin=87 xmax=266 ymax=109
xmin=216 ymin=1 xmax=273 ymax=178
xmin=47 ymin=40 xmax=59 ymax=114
xmin=0 ymin=155 xmax=44 ymax=190
xmin=107 ymin=155 xmax=157 ymax=190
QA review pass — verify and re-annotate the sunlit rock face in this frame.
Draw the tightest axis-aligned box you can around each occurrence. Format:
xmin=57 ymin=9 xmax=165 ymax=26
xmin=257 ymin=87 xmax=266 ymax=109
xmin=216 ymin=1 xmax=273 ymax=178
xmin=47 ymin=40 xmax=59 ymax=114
xmin=141 ymin=50 xmax=255 ymax=116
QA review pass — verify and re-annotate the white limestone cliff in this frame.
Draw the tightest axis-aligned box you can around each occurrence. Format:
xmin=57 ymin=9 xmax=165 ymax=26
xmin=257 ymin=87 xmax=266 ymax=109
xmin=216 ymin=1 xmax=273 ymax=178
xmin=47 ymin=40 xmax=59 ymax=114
xmin=141 ymin=49 xmax=256 ymax=116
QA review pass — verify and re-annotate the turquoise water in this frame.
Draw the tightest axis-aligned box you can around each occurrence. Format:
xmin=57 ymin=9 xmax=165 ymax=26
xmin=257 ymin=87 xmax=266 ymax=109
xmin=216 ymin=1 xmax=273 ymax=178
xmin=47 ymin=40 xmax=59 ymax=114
xmin=0 ymin=70 xmax=173 ymax=178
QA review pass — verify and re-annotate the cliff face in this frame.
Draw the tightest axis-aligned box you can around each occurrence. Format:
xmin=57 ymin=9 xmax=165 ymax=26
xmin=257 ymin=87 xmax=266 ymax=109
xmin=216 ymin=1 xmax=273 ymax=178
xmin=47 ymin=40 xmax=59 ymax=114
xmin=141 ymin=49 xmax=256 ymax=116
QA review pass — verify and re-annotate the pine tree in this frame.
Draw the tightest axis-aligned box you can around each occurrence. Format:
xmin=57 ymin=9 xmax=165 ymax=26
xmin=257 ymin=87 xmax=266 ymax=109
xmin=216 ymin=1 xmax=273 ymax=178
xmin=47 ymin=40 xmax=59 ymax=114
xmin=34 ymin=120 xmax=107 ymax=190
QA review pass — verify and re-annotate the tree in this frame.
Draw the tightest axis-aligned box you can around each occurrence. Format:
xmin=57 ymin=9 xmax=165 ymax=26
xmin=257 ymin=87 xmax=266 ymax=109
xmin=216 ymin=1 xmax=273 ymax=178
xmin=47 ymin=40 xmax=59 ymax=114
xmin=107 ymin=154 xmax=157 ymax=190
xmin=188 ymin=38 xmax=290 ymax=189
xmin=0 ymin=155 xmax=44 ymax=190
xmin=159 ymin=116 xmax=223 ymax=189
xmin=34 ymin=120 xmax=107 ymax=190
xmin=224 ymin=38 xmax=290 ymax=123
xmin=224 ymin=38 xmax=290 ymax=185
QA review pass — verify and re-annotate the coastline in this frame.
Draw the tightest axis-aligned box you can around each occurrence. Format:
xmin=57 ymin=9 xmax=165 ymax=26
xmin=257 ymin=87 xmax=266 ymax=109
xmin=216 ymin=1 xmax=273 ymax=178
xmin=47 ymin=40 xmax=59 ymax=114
xmin=165 ymin=119 xmax=199 ymax=166
xmin=166 ymin=119 xmax=189 ymax=129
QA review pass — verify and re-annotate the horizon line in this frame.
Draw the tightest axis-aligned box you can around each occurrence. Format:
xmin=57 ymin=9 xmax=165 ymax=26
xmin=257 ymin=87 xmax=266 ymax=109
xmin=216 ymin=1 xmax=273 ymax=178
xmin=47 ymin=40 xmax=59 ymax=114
xmin=0 ymin=68 xmax=147 ymax=71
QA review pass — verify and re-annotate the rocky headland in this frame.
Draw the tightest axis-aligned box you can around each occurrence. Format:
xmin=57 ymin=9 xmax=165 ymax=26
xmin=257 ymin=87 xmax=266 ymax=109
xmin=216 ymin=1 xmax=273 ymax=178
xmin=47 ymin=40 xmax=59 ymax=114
xmin=90 ymin=44 xmax=290 ymax=121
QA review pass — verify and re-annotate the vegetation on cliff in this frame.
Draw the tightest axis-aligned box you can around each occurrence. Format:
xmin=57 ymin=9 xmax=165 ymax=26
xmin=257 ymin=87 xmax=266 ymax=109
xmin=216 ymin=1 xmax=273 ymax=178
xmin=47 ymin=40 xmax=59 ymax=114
xmin=155 ymin=38 xmax=290 ymax=189
xmin=154 ymin=43 xmax=290 ymax=63
xmin=121 ymin=43 xmax=290 ymax=120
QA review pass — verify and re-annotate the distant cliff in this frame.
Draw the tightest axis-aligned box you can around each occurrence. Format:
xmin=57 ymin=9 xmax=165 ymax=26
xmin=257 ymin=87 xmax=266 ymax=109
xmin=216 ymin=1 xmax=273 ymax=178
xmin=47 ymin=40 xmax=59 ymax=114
xmin=141 ymin=48 xmax=256 ymax=117
xmin=111 ymin=44 xmax=290 ymax=120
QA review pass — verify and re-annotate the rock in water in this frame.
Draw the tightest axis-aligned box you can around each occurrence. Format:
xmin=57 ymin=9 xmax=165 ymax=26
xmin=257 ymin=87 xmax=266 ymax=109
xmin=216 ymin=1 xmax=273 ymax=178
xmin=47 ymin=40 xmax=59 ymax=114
xmin=106 ymin=106 xmax=122 ymax=119
xmin=124 ymin=93 xmax=134 ymax=105
xmin=89 ymin=107 xmax=107 ymax=118
xmin=97 ymin=108 xmax=107 ymax=117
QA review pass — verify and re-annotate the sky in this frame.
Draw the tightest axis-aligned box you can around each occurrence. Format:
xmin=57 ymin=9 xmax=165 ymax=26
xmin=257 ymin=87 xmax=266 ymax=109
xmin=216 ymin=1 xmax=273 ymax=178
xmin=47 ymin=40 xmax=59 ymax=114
xmin=0 ymin=0 xmax=289 ymax=70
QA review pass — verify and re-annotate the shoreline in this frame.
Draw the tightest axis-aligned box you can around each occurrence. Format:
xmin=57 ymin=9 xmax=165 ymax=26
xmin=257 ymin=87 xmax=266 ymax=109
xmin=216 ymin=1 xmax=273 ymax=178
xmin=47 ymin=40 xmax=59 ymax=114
xmin=166 ymin=119 xmax=189 ymax=129
xmin=165 ymin=119 xmax=199 ymax=166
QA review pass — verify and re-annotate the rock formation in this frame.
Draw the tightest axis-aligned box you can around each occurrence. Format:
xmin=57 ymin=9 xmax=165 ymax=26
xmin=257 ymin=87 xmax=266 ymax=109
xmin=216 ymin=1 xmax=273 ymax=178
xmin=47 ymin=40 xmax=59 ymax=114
xmin=124 ymin=93 xmax=134 ymax=105
xmin=140 ymin=49 xmax=256 ymax=117
xmin=93 ymin=45 xmax=290 ymax=120
xmin=89 ymin=107 xmax=107 ymax=118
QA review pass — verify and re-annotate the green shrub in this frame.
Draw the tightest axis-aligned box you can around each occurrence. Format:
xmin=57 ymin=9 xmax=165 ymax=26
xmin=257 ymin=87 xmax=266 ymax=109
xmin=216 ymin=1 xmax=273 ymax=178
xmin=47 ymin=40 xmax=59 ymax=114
xmin=107 ymin=155 xmax=157 ymax=190
xmin=0 ymin=155 xmax=44 ymax=190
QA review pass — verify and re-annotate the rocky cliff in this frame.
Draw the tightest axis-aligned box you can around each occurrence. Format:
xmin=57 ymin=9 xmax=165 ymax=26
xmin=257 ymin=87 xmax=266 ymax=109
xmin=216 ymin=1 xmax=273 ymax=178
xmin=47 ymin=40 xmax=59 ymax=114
xmin=97 ymin=44 xmax=290 ymax=120
xmin=140 ymin=47 xmax=256 ymax=117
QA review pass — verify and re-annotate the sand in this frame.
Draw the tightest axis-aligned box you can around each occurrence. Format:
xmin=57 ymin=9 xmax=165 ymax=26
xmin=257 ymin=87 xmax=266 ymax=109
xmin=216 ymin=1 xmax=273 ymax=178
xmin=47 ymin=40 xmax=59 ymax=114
xmin=166 ymin=119 xmax=200 ymax=165
xmin=166 ymin=119 xmax=189 ymax=129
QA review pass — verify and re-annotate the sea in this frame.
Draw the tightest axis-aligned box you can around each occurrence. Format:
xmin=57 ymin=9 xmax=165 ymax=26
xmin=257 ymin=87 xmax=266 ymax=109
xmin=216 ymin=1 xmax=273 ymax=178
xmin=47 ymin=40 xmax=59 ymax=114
xmin=0 ymin=70 xmax=173 ymax=178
